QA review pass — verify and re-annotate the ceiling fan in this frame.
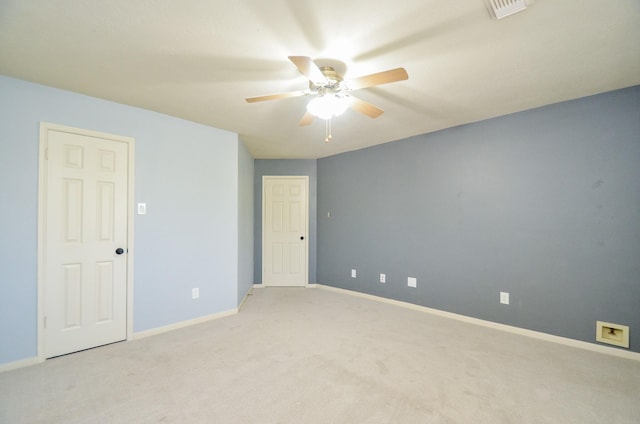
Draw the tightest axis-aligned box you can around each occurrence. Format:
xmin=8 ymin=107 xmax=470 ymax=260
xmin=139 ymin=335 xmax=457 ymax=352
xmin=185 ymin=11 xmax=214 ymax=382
xmin=246 ymin=56 xmax=408 ymax=133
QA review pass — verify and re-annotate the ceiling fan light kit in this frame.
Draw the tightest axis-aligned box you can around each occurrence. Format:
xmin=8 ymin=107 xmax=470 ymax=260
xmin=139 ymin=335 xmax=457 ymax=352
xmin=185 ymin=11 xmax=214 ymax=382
xmin=246 ymin=56 xmax=408 ymax=142
xmin=306 ymin=95 xmax=349 ymax=120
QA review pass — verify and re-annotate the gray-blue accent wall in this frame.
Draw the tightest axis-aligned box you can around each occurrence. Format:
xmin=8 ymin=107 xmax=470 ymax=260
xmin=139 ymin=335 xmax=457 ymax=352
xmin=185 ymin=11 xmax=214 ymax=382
xmin=317 ymin=86 xmax=640 ymax=352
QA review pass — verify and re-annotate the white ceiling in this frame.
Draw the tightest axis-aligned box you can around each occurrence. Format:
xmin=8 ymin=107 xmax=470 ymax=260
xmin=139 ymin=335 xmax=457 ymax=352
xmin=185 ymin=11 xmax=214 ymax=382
xmin=1 ymin=0 xmax=638 ymax=159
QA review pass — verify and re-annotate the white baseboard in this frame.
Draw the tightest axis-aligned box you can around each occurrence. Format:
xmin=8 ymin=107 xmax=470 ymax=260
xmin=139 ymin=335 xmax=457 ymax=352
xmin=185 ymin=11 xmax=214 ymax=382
xmin=253 ymin=283 xmax=317 ymax=288
xmin=315 ymin=284 xmax=640 ymax=362
xmin=2 ymin=308 xmax=241 ymax=372
xmin=7 ymin=285 xmax=633 ymax=372
xmin=133 ymin=308 xmax=238 ymax=340
xmin=0 ymin=356 xmax=42 ymax=373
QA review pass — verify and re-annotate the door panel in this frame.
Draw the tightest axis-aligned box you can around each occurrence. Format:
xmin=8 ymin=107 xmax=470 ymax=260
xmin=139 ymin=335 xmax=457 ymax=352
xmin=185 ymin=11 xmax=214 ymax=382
xmin=62 ymin=264 xmax=82 ymax=329
xmin=263 ymin=177 xmax=308 ymax=286
xmin=95 ymin=261 xmax=114 ymax=323
xmin=96 ymin=182 xmax=115 ymax=241
xmin=289 ymin=243 xmax=300 ymax=273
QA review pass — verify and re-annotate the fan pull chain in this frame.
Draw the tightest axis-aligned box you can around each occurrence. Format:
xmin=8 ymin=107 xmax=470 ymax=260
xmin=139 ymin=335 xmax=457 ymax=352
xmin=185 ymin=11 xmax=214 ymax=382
xmin=325 ymin=118 xmax=333 ymax=143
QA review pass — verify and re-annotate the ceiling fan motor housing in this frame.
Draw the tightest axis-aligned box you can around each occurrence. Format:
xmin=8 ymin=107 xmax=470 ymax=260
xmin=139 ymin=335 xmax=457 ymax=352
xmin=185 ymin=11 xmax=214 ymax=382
xmin=309 ymin=66 xmax=346 ymax=96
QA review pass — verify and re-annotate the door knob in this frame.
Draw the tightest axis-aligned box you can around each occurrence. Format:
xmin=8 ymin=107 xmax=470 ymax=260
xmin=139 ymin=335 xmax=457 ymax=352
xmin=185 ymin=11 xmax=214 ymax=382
xmin=115 ymin=248 xmax=125 ymax=255
xmin=300 ymin=236 xmax=304 ymax=240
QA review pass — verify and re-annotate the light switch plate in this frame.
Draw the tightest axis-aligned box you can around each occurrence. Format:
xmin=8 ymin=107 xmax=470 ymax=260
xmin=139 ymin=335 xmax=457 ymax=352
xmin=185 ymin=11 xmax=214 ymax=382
xmin=137 ymin=203 xmax=147 ymax=215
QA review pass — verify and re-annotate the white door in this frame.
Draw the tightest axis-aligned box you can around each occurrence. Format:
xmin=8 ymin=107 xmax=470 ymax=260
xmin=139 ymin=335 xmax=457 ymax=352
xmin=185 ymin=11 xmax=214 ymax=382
xmin=263 ymin=176 xmax=308 ymax=286
xmin=41 ymin=125 xmax=130 ymax=358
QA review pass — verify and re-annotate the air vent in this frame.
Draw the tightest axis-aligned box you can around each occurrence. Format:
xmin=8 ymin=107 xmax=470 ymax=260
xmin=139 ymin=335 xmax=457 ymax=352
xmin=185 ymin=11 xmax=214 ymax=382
xmin=596 ymin=321 xmax=630 ymax=348
xmin=485 ymin=0 xmax=531 ymax=19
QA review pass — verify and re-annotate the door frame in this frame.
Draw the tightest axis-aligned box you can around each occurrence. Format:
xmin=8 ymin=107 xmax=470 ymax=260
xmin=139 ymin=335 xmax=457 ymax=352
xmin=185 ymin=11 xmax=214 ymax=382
xmin=37 ymin=122 xmax=135 ymax=361
xmin=262 ymin=175 xmax=309 ymax=287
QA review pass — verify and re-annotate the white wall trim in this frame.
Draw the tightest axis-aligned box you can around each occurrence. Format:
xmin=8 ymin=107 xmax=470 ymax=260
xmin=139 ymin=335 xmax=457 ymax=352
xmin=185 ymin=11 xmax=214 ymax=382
xmin=133 ymin=308 xmax=238 ymax=340
xmin=253 ymin=284 xmax=265 ymax=288
xmin=0 ymin=357 xmax=43 ymax=373
xmin=316 ymin=284 xmax=640 ymax=362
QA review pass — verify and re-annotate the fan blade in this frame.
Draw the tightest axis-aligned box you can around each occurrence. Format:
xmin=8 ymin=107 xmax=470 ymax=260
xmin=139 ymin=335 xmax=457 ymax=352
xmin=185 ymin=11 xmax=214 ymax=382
xmin=288 ymin=56 xmax=328 ymax=85
xmin=346 ymin=68 xmax=408 ymax=90
xmin=245 ymin=91 xmax=307 ymax=103
xmin=348 ymin=96 xmax=384 ymax=119
xmin=299 ymin=111 xmax=315 ymax=126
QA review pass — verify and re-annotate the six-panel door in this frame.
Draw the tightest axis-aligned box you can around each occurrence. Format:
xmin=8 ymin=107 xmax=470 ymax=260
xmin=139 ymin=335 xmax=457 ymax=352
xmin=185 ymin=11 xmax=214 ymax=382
xmin=263 ymin=177 xmax=308 ymax=286
xmin=44 ymin=129 xmax=129 ymax=358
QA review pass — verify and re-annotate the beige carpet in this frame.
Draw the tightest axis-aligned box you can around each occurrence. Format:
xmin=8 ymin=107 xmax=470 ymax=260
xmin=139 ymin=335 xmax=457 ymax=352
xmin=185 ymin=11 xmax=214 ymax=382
xmin=1 ymin=286 xmax=639 ymax=423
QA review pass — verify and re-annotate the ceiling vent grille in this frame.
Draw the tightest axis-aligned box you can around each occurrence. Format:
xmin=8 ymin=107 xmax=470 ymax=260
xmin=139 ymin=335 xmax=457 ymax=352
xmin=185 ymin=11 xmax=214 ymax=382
xmin=485 ymin=0 xmax=531 ymax=19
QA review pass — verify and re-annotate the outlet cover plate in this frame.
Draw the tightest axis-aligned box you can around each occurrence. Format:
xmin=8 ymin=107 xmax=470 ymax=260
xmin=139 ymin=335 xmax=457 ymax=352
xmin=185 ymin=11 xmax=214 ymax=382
xmin=380 ymin=273 xmax=386 ymax=283
xmin=500 ymin=292 xmax=510 ymax=304
xmin=407 ymin=277 xmax=417 ymax=288
xmin=351 ymin=269 xmax=357 ymax=278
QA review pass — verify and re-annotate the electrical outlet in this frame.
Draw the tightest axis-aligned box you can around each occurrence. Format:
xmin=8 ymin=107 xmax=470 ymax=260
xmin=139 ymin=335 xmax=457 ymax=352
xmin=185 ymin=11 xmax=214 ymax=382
xmin=407 ymin=277 xmax=417 ymax=288
xmin=380 ymin=273 xmax=386 ymax=283
xmin=192 ymin=288 xmax=199 ymax=299
xmin=500 ymin=291 xmax=509 ymax=305
xmin=351 ymin=269 xmax=357 ymax=278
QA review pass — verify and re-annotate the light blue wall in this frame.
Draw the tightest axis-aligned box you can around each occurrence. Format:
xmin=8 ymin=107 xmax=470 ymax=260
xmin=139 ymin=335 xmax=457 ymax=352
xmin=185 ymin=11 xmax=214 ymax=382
xmin=317 ymin=86 xmax=640 ymax=352
xmin=237 ymin=141 xmax=254 ymax=302
xmin=254 ymin=160 xmax=317 ymax=284
xmin=133 ymin=115 xmax=238 ymax=332
xmin=0 ymin=75 xmax=241 ymax=365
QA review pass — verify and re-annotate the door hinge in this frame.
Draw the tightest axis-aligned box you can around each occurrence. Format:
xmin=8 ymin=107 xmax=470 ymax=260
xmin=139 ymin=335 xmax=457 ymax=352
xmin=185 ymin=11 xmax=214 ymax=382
xmin=44 ymin=315 xmax=47 ymax=328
